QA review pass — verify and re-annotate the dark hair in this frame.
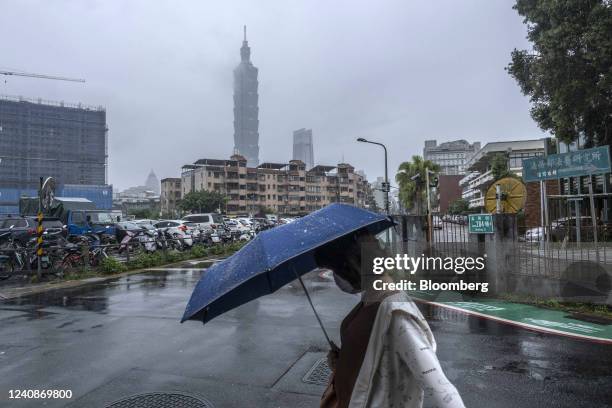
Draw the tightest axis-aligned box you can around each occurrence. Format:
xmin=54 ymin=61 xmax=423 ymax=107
xmin=314 ymin=230 xmax=368 ymax=288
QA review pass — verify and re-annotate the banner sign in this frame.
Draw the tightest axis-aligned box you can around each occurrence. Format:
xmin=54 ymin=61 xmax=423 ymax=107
xmin=522 ymin=146 xmax=611 ymax=182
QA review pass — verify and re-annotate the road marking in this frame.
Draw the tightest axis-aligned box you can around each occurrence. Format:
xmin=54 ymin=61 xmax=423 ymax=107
xmin=411 ymin=296 xmax=612 ymax=345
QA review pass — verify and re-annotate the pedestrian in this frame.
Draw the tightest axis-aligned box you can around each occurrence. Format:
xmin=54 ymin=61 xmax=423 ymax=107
xmin=314 ymin=230 xmax=465 ymax=408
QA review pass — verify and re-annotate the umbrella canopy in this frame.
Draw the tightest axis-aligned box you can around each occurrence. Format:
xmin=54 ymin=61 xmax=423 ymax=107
xmin=181 ymin=203 xmax=394 ymax=324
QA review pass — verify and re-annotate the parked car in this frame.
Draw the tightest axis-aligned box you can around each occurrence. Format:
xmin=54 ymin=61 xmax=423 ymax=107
xmin=250 ymin=217 xmax=274 ymax=232
xmin=549 ymin=216 xmax=602 ymax=242
xmin=153 ymin=220 xmax=194 ymax=248
xmin=522 ymin=226 xmax=544 ymax=242
xmin=0 ymin=216 xmax=64 ymax=245
xmin=114 ymin=221 xmax=146 ymax=242
xmin=432 ymin=216 xmax=443 ymax=230
xmin=182 ymin=213 xmax=225 ymax=229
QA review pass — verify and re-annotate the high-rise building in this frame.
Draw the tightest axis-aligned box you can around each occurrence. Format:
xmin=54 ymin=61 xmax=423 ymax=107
xmin=423 ymin=139 xmax=480 ymax=175
xmin=233 ymin=26 xmax=260 ymax=167
xmin=145 ymin=169 xmax=160 ymax=195
xmin=292 ymin=128 xmax=314 ymax=170
xmin=0 ymin=95 xmax=110 ymax=213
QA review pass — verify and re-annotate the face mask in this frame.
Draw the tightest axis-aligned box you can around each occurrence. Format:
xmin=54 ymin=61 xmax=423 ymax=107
xmin=333 ymin=272 xmax=361 ymax=294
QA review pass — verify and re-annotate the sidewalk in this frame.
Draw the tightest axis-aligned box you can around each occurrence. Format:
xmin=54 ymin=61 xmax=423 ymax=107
xmin=410 ymin=290 xmax=612 ymax=344
xmin=0 ymin=258 xmax=222 ymax=301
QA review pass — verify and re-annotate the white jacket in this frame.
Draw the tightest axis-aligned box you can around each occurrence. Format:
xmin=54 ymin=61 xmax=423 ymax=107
xmin=348 ymin=292 xmax=465 ymax=408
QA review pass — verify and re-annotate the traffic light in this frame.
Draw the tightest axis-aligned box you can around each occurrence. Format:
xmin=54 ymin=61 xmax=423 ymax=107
xmin=429 ymin=175 xmax=439 ymax=188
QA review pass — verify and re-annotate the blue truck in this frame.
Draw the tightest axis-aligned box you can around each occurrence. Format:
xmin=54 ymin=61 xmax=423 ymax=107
xmin=19 ymin=197 xmax=117 ymax=237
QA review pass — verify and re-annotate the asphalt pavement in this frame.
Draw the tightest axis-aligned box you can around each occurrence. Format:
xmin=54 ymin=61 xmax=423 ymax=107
xmin=0 ymin=263 xmax=610 ymax=408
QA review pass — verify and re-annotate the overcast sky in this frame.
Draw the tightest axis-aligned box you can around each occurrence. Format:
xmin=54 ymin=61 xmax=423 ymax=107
xmin=0 ymin=0 xmax=545 ymax=191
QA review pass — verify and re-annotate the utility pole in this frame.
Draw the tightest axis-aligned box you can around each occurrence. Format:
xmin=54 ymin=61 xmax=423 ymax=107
xmin=356 ymin=138 xmax=389 ymax=214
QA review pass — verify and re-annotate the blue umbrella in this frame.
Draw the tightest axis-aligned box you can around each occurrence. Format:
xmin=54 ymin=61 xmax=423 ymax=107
xmin=181 ymin=203 xmax=394 ymax=343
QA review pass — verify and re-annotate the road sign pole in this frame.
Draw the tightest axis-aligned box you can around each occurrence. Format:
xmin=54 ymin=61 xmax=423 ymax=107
xmin=37 ymin=176 xmax=43 ymax=280
xmin=588 ymin=175 xmax=600 ymax=263
xmin=425 ymin=169 xmax=432 ymax=243
xmin=496 ymin=184 xmax=502 ymax=214
xmin=542 ymin=180 xmax=550 ymax=249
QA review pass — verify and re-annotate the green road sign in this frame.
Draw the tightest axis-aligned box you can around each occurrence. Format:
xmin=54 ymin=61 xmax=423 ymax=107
xmin=522 ymin=145 xmax=611 ymax=182
xmin=468 ymin=214 xmax=494 ymax=234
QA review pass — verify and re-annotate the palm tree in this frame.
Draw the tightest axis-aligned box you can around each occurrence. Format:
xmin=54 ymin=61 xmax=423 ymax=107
xmin=395 ymin=155 xmax=440 ymax=214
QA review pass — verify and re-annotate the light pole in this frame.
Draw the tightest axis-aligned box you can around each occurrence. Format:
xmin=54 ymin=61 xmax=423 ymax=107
xmin=357 ymin=138 xmax=389 ymax=215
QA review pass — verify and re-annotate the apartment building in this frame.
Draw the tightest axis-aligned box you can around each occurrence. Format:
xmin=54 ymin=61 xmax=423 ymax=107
xmin=423 ymin=139 xmax=480 ymax=175
xmin=180 ymin=155 xmax=368 ymax=216
xmin=459 ymin=139 xmax=547 ymax=212
xmin=160 ymin=178 xmax=182 ymax=217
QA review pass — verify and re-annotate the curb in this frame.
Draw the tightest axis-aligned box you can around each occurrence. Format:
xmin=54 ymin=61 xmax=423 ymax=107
xmin=0 ymin=255 xmax=225 ymax=301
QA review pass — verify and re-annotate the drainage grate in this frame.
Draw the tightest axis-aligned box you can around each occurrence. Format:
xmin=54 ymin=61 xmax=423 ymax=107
xmin=106 ymin=392 xmax=213 ymax=408
xmin=302 ymin=357 xmax=332 ymax=386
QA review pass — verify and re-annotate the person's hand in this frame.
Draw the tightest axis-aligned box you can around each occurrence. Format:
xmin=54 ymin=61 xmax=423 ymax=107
xmin=327 ymin=342 xmax=340 ymax=371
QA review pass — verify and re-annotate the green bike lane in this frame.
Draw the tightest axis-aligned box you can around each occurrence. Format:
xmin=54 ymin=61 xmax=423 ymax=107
xmin=409 ymin=290 xmax=612 ymax=344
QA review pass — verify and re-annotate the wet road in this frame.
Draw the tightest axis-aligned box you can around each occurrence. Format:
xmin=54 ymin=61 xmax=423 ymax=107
xmin=0 ymin=265 xmax=610 ymax=408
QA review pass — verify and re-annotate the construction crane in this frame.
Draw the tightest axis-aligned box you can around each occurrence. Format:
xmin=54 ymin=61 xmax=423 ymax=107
xmin=0 ymin=69 xmax=85 ymax=83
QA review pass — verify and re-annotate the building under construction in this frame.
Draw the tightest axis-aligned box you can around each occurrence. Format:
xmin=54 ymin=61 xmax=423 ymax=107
xmin=0 ymin=95 xmax=110 ymax=213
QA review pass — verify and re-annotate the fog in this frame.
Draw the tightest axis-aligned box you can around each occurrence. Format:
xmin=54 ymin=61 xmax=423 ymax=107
xmin=0 ymin=0 xmax=545 ymax=190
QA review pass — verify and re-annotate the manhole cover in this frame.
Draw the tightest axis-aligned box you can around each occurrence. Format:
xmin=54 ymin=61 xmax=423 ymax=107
xmin=302 ymin=357 xmax=331 ymax=386
xmin=106 ymin=392 xmax=213 ymax=408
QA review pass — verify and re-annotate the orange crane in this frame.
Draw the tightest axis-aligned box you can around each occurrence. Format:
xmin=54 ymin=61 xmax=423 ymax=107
xmin=0 ymin=69 xmax=85 ymax=83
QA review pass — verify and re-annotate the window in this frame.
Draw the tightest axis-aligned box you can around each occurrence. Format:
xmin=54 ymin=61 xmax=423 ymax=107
xmin=184 ymin=215 xmax=210 ymax=223
xmin=72 ymin=212 xmax=85 ymax=225
xmin=2 ymin=218 xmax=27 ymax=228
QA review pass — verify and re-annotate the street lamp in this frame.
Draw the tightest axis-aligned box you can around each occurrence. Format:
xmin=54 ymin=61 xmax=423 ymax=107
xmin=356 ymin=138 xmax=390 ymax=215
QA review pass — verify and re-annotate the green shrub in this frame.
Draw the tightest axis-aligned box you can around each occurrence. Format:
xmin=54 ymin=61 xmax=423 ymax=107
xmin=190 ymin=244 xmax=209 ymax=258
xmin=100 ymin=257 xmax=128 ymax=275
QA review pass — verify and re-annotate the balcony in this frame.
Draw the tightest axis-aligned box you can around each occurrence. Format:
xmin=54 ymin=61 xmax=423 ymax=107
xmin=459 ymin=172 xmax=479 ymax=187
xmin=468 ymin=196 xmax=485 ymax=208
xmin=467 ymin=170 xmax=494 ymax=191
xmin=461 ymin=188 xmax=478 ymax=200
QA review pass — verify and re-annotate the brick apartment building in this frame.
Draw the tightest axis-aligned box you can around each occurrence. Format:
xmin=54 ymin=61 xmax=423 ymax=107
xmin=180 ymin=155 xmax=369 ymax=216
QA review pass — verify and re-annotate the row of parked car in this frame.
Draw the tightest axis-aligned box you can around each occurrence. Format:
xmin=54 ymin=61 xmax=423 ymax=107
xmin=521 ymin=216 xmax=612 ymax=243
xmin=0 ymin=212 xmax=295 ymax=280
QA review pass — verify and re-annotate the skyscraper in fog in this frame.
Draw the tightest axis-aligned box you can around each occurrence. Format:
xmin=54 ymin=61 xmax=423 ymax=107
xmin=292 ymin=128 xmax=314 ymax=170
xmin=233 ymin=26 xmax=260 ymax=167
xmin=145 ymin=169 xmax=160 ymax=195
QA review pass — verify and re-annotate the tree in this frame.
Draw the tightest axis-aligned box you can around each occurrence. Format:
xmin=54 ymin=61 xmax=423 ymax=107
xmin=395 ymin=155 xmax=440 ymax=214
xmin=178 ymin=190 xmax=227 ymax=213
xmin=448 ymin=198 xmax=470 ymax=215
xmin=254 ymin=206 xmax=274 ymax=217
xmin=490 ymin=153 xmax=512 ymax=180
xmin=128 ymin=208 xmax=159 ymax=220
xmin=507 ymin=0 xmax=612 ymax=147
xmin=365 ymin=186 xmax=381 ymax=213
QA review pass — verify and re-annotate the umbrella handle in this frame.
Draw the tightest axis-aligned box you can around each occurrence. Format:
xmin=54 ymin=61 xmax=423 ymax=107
xmin=293 ymin=267 xmax=335 ymax=349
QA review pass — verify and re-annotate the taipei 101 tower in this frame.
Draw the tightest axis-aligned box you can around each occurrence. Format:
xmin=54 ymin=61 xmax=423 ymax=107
xmin=233 ymin=26 xmax=260 ymax=167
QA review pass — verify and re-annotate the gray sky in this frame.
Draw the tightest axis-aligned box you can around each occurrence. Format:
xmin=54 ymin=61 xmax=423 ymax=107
xmin=0 ymin=0 xmax=545 ymax=191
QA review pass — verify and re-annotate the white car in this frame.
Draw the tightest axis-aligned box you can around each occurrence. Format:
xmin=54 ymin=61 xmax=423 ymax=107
xmin=153 ymin=220 xmax=194 ymax=248
xmin=432 ymin=216 xmax=443 ymax=230
xmin=523 ymin=227 xmax=543 ymax=242
xmin=280 ymin=218 xmax=295 ymax=224
xmin=225 ymin=220 xmax=253 ymax=241
xmin=182 ymin=213 xmax=225 ymax=230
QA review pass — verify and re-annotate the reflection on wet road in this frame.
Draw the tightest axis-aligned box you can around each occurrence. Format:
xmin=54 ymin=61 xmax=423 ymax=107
xmin=0 ymin=266 xmax=610 ymax=407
